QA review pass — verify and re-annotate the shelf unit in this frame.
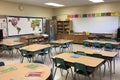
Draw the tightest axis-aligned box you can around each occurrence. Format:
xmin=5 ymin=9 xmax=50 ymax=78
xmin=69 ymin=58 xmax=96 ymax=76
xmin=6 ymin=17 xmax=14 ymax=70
xmin=56 ymin=20 xmax=72 ymax=34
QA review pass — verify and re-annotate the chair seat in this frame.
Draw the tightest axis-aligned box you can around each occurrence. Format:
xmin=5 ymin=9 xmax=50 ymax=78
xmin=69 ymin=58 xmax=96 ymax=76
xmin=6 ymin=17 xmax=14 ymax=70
xmin=38 ymin=52 xmax=47 ymax=56
xmin=23 ymin=54 xmax=34 ymax=58
xmin=76 ymin=70 xmax=92 ymax=76
xmin=57 ymin=64 xmax=71 ymax=70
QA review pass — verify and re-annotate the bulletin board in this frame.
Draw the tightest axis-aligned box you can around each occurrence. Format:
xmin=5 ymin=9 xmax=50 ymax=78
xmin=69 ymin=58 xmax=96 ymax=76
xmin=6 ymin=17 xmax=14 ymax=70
xmin=7 ymin=16 xmax=43 ymax=36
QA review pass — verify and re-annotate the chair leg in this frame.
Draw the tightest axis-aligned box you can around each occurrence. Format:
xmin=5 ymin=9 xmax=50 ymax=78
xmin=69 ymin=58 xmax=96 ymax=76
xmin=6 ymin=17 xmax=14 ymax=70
xmin=88 ymin=76 xmax=91 ymax=80
xmin=65 ymin=70 xmax=69 ymax=80
xmin=54 ymin=67 xmax=57 ymax=79
xmin=20 ymin=57 xmax=24 ymax=63
xmin=103 ymin=64 xmax=106 ymax=77
xmin=60 ymin=68 xmax=63 ymax=76
xmin=70 ymin=68 xmax=73 ymax=78
xmin=48 ymin=54 xmax=52 ymax=62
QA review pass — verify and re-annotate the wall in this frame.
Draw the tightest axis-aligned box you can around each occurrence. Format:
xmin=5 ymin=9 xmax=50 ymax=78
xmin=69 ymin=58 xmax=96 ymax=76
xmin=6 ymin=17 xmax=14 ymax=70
xmin=0 ymin=1 xmax=53 ymax=19
xmin=53 ymin=2 xmax=120 ymax=20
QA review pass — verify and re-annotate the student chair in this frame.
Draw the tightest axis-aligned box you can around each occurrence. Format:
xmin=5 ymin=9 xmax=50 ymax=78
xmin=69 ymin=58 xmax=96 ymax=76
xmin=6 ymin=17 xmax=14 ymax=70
xmin=53 ymin=58 xmax=73 ymax=80
xmin=74 ymin=51 xmax=86 ymax=56
xmin=38 ymin=47 xmax=52 ymax=62
xmin=20 ymin=50 xmax=35 ymax=63
xmin=74 ymin=62 xmax=93 ymax=80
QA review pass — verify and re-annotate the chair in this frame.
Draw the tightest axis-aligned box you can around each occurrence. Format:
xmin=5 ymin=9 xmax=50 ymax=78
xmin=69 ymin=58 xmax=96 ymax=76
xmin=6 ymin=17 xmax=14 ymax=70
xmin=20 ymin=50 xmax=34 ymax=63
xmin=100 ymin=39 xmax=106 ymax=41
xmin=104 ymin=43 xmax=114 ymax=51
xmin=83 ymin=41 xmax=91 ymax=48
xmin=0 ymin=62 xmax=5 ymax=66
xmin=1 ymin=44 xmax=13 ymax=58
xmin=92 ymin=54 xmax=107 ymax=76
xmin=93 ymin=38 xmax=98 ymax=41
xmin=52 ymin=44 xmax=60 ymax=54
xmin=74 ymin=51 xmax=86 ymax=56
xmin=110 ymin=39 xmax=117 ymax=42
xmin=38 ymin=47 xmax=52 ymax=62
xmin=60 ymin=42 xmax=71 ymax=52
xmin=93 ymin=42 xmax=103 ymax=49
xmin=74 ymin=62 xmax=93 ymax=80
xmin=53 ymin=58 xmax=73 ymax=80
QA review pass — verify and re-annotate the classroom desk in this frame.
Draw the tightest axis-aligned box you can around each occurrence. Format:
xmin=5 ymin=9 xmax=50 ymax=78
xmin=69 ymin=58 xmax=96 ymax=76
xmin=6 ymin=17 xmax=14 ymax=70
xmin=0 ymin=38 xmax=24 ymax=58
xmin=84 ymin=40 xmax=120 ymax=45
xmin=73 ymin=47 xmax=118 ymax=80
xmin=52 ymin=53 xmax=104 ymax=80
xmin=50 ymin=39 xmax=73 ymax=44
xmin=0 ymin=63 xmax=50 ymax=80
xmin=20 ymin=44 xmax=51 ymax=53
xmin=50 ymin=39 xmax=73 ymax=52
xmin=20 ymin=35 xmax=44 ymax=45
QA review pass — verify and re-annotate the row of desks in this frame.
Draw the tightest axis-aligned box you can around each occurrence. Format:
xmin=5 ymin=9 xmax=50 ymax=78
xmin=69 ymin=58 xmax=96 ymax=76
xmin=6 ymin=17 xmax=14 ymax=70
xmin=0 ymin=38 xmax=119 ymax=80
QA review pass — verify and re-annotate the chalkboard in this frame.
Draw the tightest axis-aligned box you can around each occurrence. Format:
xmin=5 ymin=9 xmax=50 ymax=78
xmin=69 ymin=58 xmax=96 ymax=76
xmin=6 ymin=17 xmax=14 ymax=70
xmin=7 ymin=16 xmax=43 ymax=36
xmin=72 ymin=16 xmax=119 ymax=33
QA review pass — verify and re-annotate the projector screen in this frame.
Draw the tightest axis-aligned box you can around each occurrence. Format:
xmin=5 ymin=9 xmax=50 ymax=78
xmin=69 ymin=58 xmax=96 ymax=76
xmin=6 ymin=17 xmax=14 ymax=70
xmin=72 ymin=16 xmax=119 ymax=33
xmin=7 ymin=16 xmax=43 ymax=36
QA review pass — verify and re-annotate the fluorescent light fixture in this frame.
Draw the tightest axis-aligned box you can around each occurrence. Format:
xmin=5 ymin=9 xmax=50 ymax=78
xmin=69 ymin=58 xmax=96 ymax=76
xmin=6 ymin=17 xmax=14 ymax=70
xmin=89 ymin=0 xmax=104 ymax=3
xmin=45 ymin=3 xmax=64 ymax=7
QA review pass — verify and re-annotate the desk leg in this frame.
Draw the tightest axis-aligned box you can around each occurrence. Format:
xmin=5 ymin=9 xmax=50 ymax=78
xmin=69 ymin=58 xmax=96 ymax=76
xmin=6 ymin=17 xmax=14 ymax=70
xmin=70 ymin=43 xmax=73 ymax=52
xmin=113 ymin=58 xmax=115 ymax=74
xmin=110 ymin=60 xmax=112 ymax=80
xmin=99 ymin=67 xmax=101 ymax=80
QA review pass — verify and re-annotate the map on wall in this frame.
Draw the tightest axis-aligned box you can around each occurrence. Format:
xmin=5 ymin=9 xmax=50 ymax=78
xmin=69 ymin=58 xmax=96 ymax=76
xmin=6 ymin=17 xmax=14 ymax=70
xmin=7 ymin=16 xmax=43 ymax=36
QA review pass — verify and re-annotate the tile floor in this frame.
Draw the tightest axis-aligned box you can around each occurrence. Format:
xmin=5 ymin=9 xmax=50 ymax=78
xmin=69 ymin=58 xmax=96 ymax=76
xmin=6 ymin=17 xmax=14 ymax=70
xmin=0 ymin=44 xmax=120 ymax=80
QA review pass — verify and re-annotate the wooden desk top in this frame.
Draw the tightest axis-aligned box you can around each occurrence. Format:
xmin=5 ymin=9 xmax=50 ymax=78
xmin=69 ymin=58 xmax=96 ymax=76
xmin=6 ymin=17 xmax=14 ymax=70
xmin=84 ymin=40 xmax=119 ymax=45
xmin=20 ymin=44 xmax=51 ymax=52
xmin=52 ymin=53 xmax=104 ymax=68
xmin=0 ymin=63 xmax=50 ymax=80
xmin=51 ymin=39 xmax=73 ymax=44
xmin=20 ymin=35 xmax=43 ymax=40
xmin=73 ymin=47 xmax=117 ymax=58
xmin=0 ymin=38 xmax=23 ymax=46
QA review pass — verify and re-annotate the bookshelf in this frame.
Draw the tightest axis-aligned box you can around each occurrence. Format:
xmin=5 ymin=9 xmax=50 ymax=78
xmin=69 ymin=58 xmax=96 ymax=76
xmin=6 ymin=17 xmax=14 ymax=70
xmin=56 ymin=20 xmax=72 ymax=34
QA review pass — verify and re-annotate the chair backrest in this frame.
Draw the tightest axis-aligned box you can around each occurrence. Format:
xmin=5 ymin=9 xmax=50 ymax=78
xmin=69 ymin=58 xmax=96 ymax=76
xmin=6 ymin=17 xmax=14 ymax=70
xmin=93 ymin=38 xmax=98 ymax=41
xmin=92 ymin=54 xmax=103 ymax=58
xmin=66 ymin=42 xmax=70 ymax=47
xmin=1 ymin=45 xmax=10 ymax=50
xmin=0 ymin=62 xmax=5 ymax=66
xmin=100 ymin=39 xmax=106 ymax=41
xmin=93 ymin=42 xmax=102 ymax=48
xmin=54 ymin=58 xmax=67 ymax=69
xmin=104 ymin=43 xmax=113 ymax=49
xmin=20 ymin=50 xmax=30 ymax=57
xmin=110 ymin=39 xmax=117 ymax=42
xmin=75 ymin=51 xmax=86 ymax=56
xmin=74 ymin=62 xmax=88 ymax=76
xmin=43 ymin=47 xmax=51 ymax=53
xmin=83 ymin=41 xmax=90 ymax=47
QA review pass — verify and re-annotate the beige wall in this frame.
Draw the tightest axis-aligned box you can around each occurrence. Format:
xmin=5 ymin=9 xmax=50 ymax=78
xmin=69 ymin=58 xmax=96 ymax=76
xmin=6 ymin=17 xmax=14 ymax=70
xmin=53 ymin=2 xmax=120 ymax=20
xmin=0 ymin=1 xmax=53 ymax=19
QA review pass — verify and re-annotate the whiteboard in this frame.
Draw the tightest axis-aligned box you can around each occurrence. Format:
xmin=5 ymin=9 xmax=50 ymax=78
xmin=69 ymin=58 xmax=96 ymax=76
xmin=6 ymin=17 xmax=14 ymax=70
xmin=7 ymin=16 xmax=43 ymax=36
xmin=72 ymin=16 xmax=119 ymax=33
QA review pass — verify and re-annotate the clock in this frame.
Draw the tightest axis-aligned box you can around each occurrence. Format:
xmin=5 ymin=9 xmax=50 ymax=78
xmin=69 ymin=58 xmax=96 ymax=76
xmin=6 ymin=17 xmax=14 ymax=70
xmin=18 ymin=4 xmax=24 ymax=11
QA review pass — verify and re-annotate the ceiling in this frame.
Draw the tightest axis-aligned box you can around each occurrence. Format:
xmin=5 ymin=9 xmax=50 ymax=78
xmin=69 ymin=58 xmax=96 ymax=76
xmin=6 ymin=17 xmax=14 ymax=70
xmin=4 ymin=0 xmax=120 ymax=8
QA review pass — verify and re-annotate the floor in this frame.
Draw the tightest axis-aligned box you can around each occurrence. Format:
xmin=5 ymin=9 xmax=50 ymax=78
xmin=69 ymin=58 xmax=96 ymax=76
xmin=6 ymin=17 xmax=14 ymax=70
xmin=0 ymin=44 xmax=120 ymax=80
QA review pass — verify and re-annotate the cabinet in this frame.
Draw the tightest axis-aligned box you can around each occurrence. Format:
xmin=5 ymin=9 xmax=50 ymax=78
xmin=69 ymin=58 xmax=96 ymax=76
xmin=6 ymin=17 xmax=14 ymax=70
xmin=56 ymin=21 xmax=72 ymax=34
